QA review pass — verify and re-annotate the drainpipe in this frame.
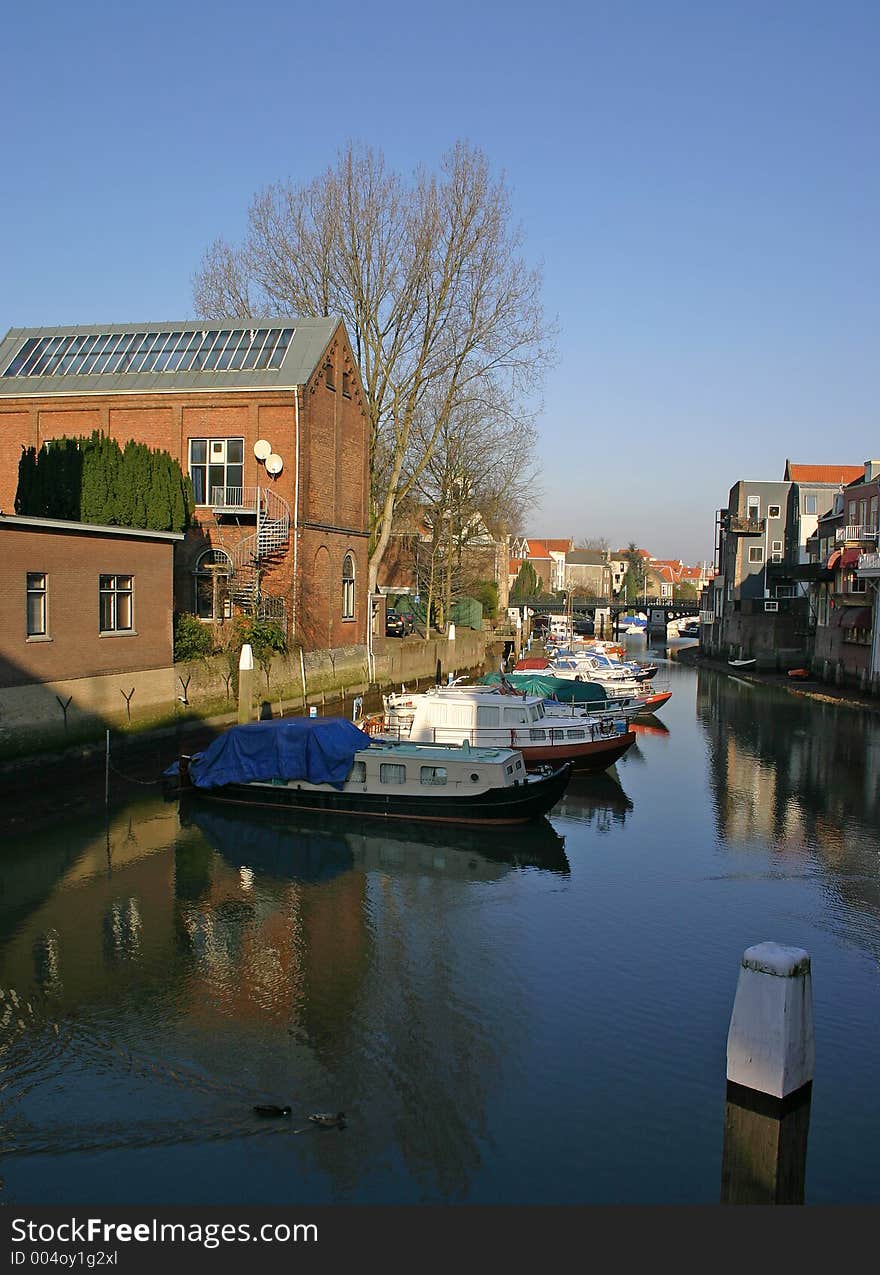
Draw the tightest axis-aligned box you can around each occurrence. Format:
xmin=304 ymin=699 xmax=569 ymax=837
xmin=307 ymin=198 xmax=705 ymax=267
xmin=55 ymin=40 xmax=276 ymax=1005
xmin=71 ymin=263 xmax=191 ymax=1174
xmin=292 ymin=385 xmax=301 ymax=642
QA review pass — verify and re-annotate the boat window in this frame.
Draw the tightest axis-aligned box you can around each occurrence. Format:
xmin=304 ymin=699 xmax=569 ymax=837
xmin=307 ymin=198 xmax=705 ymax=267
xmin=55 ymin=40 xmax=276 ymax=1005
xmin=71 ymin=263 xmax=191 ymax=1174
xmin=379 ymin=763 xmax=406 ymax=785
xmin=349 ymin=761 xmax=366 ymax=782
xmin=567 ymin=729 xmax=586 ymax=740
xmin=529 ymin=729 xmax=547 ymax=741
xmin=503 ymin=708 xmax=528 ymax=724
xmin=470 ymin=772 xmax=481 ymax=783
xmin=420 ymin=765 xmax=447 ymax=786
xmin=515 ymin=759 xmax=523 ymax=770
xmin=476 ymin=706 xmax=500 ymax=726
xmin=505 ymin=763 xmax=515 ymax=775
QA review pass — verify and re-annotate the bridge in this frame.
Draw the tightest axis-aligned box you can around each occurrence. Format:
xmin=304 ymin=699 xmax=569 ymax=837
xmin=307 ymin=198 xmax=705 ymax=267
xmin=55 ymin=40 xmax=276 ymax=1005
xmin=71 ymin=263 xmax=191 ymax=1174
xmin=505 ymin=597 xmax=700 ymax=639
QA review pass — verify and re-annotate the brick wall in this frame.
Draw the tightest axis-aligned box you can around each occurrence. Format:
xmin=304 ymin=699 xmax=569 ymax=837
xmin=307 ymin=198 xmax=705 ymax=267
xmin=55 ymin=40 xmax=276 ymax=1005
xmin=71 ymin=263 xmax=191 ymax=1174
xmin=0 ymin=321 xmax=372 ymax=653
xmin=0 ymin=523 xmax=176 ymax=687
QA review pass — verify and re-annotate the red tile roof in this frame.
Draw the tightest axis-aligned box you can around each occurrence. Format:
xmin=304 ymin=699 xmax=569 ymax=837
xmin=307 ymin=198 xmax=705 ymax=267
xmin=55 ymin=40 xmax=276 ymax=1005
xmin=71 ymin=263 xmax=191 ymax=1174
xmin=786 ymin=464 xmax=864 ymax=485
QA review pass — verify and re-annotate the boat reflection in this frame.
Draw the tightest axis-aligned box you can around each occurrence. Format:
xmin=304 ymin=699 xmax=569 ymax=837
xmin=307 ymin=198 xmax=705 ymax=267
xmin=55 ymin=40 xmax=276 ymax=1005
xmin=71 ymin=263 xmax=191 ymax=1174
xmin=180 ymin=799 xmax=570 ymax=881
xmin=549 ymin=770 xmax=633 ymax=830
xmin=630 ymin=715 xmax=670 ymax=738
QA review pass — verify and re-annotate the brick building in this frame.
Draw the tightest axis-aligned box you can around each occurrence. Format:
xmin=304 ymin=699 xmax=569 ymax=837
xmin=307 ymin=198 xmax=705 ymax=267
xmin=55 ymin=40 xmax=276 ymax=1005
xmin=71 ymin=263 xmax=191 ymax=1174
xmin=0 ymin=317 xmax=371 ymax=652
xmin=0 ymin=513 xmax=182 ymax=744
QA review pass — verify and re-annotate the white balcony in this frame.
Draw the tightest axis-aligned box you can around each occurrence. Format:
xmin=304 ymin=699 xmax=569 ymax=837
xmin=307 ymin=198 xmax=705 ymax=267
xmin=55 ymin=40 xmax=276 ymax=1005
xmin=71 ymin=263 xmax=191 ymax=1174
xmin=857 ymin=552 xmax=880 ymax=577
xmin=836 ymin=525 xmax=878 ymax=543
xmin=211 ymin=485 xmax=260 ymax=512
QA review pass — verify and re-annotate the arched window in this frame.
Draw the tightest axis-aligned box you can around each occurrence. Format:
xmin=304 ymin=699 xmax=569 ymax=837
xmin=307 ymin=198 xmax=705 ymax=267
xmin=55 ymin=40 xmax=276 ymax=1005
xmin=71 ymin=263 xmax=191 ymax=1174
xmin=194 ymin=548 xmax=232 ymax=620
xmin=342 ymin=553 xmax=355 ymax=620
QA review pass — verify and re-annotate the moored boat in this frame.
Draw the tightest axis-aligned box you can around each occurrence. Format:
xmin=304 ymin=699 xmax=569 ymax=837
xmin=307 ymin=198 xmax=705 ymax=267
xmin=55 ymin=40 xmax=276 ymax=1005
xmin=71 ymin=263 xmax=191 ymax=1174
xmin=165 ymin=716 xmax=572 ymax=826
xmin=366 ymin=683 xmax=636 ymax=773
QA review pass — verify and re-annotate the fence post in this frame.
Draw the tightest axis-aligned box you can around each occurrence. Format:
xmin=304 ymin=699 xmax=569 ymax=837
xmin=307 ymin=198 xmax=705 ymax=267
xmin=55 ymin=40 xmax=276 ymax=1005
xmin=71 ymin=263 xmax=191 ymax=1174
xmin=238 ymin=644 xmax=254 ymax=724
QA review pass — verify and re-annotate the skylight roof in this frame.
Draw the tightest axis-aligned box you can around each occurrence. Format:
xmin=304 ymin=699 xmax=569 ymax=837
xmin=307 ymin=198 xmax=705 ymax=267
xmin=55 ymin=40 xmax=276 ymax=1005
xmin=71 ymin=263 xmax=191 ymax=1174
xmin=2 ymin=327 xmax=296 ymax=378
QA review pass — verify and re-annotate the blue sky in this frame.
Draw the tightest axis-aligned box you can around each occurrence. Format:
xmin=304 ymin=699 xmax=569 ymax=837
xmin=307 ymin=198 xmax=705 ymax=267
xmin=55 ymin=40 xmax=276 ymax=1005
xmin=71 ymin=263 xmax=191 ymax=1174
xmin=1 ymin=1 xmax=877 ymax=562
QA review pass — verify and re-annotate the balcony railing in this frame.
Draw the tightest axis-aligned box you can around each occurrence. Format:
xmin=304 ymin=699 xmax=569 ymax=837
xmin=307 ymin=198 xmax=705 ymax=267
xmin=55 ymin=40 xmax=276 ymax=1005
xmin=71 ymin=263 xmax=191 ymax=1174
xmin=836 ymin=525 xmax=879 ymax=543
xmin=211 ymin=485 xmax=260 ymax=512
xmin=727 ymin=515 xmax=765 ymax=535
xmin=857 ymin=552 xmax=880 ymax=575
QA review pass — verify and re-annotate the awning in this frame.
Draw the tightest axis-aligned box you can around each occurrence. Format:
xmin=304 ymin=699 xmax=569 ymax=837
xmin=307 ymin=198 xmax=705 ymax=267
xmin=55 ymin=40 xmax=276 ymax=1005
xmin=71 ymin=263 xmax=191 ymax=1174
xmin=841 ymin=548 xmax=863 ymax=568
xmin=840 ymin=606 xmax=873 ymax=629
xmin=826 ymin=549 xmax=842 ymax=569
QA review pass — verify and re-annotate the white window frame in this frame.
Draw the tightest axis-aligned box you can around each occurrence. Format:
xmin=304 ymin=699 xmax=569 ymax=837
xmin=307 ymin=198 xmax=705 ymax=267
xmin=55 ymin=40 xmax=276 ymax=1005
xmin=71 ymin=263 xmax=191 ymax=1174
xmin=99 ymin=574 xmax=134 ymax=633
xmin=188 ymin=436 xmax=245 ymax=506
xmin=748 ymin=546 xmax=764 ymax=564
xmin=768 ymin=504 xmax=781 ymax=518
xmin=26 ymin=572 xmax=47 ymax=637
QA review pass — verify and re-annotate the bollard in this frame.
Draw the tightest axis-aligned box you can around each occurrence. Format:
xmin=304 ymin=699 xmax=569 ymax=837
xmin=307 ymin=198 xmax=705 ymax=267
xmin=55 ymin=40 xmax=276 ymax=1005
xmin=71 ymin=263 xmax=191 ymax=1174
xmin=727 ymin=942 xmax=814 ymax=1099
xmin=238 ymin=644 xmax=254 ymax=724
xmin=721 ymin=942 xmax=814 ymax=1205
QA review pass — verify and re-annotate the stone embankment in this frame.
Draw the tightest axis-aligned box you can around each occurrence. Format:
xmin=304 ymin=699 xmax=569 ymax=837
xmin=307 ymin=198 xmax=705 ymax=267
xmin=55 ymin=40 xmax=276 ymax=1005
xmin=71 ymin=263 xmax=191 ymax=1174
xmin=675 ymin=642 xmax=880 ymax=715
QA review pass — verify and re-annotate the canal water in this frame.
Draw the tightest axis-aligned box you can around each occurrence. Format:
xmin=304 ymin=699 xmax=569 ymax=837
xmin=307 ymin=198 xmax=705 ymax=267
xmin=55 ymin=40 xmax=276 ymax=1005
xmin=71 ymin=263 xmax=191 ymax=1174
xmin=1 ymin=641 xmax=878 ymax=1205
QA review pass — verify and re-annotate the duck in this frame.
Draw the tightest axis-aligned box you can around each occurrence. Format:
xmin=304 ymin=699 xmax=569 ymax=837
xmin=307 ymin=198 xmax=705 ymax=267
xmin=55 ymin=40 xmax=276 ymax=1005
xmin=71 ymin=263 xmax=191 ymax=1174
xmin=309 ymin=1111 xmax=346 ymax=1129
xmin=253 ymin=1104 xmax=292 ymax=1118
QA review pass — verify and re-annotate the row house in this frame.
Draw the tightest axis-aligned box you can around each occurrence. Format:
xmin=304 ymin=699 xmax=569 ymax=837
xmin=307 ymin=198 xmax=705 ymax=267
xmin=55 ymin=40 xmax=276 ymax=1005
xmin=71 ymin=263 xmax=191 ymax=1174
xmin=0 ymin=317 xmax=372 ymax=655
xmin=704 ymin=460 xmax=870 ymax=672
xmin=509 ymin=537 xmax=572 ymax=593
xmin=808 ymin=461 xmax=880 ymax=685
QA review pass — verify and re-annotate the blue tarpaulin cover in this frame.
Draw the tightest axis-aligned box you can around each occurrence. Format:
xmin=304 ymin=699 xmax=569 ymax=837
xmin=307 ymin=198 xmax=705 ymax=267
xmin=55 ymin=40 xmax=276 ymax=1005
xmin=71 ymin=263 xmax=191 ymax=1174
xmin=167 ymin=717 xmax=372 ymax=790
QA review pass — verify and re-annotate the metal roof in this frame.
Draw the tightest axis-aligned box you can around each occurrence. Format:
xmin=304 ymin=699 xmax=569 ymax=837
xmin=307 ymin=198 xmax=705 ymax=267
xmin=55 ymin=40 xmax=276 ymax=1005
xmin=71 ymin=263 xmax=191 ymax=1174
xmin=0 ymin=513 xmax=184 ymax=541
xmin=0 ymin=316 xmax=341 ymax=398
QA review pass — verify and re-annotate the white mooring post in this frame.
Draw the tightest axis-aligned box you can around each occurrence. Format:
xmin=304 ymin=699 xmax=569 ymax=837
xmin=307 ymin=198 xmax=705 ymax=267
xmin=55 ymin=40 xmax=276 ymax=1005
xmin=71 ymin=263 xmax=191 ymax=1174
xmin=238 ymin=644 xmax=255 ymax=725
xmin=727 ymin=942 xmax=814 ymax=1098
xmin=722 ymin=942 xmax=814 ymax=1204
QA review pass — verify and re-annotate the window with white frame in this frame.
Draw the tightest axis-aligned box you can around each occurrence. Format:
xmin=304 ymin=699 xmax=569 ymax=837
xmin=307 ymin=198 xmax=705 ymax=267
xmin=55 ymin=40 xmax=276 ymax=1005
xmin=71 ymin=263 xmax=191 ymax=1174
xmin=188 ymin=438 xmax=244 ymax=506
xmin=804 ymin=495 xmax=818 ymax=515
xmin=748 ymin=546 xmax=764 ymax=563
xmin=99 ymin=575 xmax=133 ymax=632
xmin=342 ymin=553 xmax=355 ymax=620
xmin=850 ymin=573 xmax=867 ymax=594
xmin=872 ymin=496 xmax=878 ymax=528
xmin=26 ymin=572 xmax=47 ymax=636
xmin=768 ymin=504 xmax=781 ymax=518
xmin=771 ymin=540 xmax=783 ymax=562
xmin=747 ymin=496 xmax=760 ymax=520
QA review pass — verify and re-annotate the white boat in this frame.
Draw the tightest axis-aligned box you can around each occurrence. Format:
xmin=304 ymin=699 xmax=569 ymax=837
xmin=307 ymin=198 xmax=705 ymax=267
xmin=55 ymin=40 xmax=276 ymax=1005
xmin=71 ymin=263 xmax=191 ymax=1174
xmin=362 ymin=684 xmax=635 ymax=774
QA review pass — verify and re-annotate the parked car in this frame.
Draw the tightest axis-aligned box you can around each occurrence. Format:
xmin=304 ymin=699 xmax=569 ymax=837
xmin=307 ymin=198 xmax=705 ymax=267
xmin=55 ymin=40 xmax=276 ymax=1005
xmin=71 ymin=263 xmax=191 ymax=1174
xmin=385 ymin=609 xmax=410 ymax=637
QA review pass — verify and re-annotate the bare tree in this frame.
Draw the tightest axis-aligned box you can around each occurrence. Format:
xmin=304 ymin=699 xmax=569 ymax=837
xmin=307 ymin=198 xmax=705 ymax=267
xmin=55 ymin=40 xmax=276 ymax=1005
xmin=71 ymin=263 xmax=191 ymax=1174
xmin=193 ymin=141 xmax=554 ymax=593
xmin=408 ymin=381 xmax=541 ymax=629
xmin=576 ymin=536 xmax=609 ymax=553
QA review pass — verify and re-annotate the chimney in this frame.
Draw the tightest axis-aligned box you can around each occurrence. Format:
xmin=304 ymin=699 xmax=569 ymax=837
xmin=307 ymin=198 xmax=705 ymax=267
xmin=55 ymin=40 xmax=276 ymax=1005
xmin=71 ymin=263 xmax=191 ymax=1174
xmin=864 ymin=460 xmax=880 ymax=483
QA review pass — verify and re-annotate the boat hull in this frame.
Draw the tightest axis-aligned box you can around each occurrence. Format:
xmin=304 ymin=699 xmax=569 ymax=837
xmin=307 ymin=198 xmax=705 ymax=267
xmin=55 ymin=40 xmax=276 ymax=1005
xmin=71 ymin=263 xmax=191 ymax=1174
xmin=178 ymin=761 xmax=574 ymax=826
xmin=518 ymin=731 xmax=635 ymax=773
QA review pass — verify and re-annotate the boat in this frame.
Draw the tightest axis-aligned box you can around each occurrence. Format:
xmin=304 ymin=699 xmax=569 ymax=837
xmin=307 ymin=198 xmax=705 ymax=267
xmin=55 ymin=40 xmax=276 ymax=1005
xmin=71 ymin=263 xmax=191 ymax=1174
xmin=478 ymin=671 xmax=672 ymax=717
xmin=787 ymin=667 xmax=812 ymax=681
xmin=165 ymin=716 xmax=573 ymax=826
xmin=678 ymin=620 xmax=700 ymax=638
xmin=727 ymin=658 xmax=756 ymax=669
xmin=365 ymin=683 xmax=636 ymax=773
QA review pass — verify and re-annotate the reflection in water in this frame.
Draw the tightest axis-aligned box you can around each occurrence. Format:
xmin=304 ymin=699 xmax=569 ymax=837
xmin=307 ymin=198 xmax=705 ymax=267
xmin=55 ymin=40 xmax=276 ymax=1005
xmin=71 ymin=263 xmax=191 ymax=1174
xmin=696 ymin=667 xmax=880 ymax=958
xmin=551 ymin=770 xmax=633 ymax=831
xmin=2 ymin=657 xmax=880 ymax=1205
xmin=182 ymin=799 xmax=570 ymax=881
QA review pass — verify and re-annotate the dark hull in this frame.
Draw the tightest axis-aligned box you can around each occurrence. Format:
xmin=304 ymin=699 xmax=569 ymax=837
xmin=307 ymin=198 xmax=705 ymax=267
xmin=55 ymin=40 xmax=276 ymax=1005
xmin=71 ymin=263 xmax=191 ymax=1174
xmin=179 ymin=762 xmax=573 ymax=826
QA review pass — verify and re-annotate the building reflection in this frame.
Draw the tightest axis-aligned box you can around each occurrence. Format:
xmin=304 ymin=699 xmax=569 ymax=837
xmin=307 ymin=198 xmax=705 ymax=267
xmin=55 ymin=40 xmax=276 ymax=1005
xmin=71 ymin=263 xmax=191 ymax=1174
xmin=696 ymin=669 xmax=880 ymax=938
xmin=0 ymin=793 xmax=568 ymax=1199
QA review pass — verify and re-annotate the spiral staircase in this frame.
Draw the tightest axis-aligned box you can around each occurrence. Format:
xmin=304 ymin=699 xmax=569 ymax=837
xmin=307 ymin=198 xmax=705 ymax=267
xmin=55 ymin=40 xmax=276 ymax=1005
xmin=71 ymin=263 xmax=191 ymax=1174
xmin=213 ymin=486 xmax=290 ymax=623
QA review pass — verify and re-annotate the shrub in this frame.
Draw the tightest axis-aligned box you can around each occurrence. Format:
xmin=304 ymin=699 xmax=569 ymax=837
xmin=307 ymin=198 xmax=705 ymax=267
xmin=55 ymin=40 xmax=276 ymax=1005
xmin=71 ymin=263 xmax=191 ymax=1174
xmin=173 ymin=613 xmax=213 ymax=663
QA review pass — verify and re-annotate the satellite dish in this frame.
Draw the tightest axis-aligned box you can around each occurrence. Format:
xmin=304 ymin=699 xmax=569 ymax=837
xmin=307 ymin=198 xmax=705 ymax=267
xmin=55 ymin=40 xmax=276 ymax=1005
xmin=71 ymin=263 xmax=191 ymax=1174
xmin=265 ymin=453 xmax=284 ymax=476
xmin=253 ymin=439 xmax=272 ymax=461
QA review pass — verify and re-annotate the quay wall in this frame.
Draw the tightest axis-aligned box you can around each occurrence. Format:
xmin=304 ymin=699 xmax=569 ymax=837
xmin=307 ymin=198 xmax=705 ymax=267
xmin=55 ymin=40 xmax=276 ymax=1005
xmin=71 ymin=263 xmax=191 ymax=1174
xmin=0 ymin=629 xmax=487 ymax=758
